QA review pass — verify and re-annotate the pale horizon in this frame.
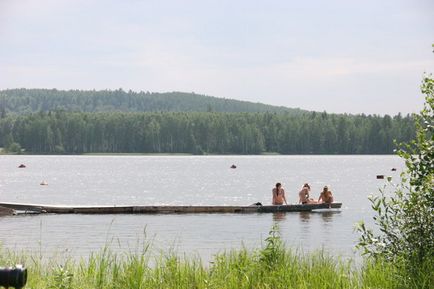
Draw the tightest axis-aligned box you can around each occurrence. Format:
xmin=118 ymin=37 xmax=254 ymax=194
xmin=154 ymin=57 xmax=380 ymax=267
xmin=1 ymin=0 xmax=433 ymax=115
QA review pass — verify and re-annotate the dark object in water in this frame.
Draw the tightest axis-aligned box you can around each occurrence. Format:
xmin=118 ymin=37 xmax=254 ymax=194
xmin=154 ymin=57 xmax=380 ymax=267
xmin=0 ymin=265 xmax=27 ymax=289
xmin=251 ymin=202 xmax=263 ymax=206
xmin=230 ymin=164 xmax=237 ymax=169
xmin=18 ymin=164 xmax=26 ymax=168
xmin=376 ymin=175 xmax=385 ymax=179
xmin=391 ymin=168 xmax=397 ymax=171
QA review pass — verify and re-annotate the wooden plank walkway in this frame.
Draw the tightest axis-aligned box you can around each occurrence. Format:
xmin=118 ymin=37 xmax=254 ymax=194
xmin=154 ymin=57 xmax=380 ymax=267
xmin=0 ymin=202 xmax=341 ymax=215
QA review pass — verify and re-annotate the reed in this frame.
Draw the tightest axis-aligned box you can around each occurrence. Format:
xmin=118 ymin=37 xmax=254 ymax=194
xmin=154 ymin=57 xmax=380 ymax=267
xmin=1 ymin=236 xmax=419 ymax=289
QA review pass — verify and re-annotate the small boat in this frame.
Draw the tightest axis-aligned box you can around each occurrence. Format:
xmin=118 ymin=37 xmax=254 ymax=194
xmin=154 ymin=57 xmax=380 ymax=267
xmin=18 ymin=164 xmax=26 ymax=168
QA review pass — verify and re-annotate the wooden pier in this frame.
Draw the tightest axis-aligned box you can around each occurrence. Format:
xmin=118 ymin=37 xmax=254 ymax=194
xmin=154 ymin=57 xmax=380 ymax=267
xmin=0 ymin=202 xmax=341 ymax=215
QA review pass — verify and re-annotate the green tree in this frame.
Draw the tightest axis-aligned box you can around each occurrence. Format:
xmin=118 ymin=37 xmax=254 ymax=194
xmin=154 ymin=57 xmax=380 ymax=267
xmin=357 ymin=75 xmax=434 ymax=287
xmin=0 ymin=110 xmax=416 ymax=154
xmin=7 ymin=142 xmax=22 ymax=154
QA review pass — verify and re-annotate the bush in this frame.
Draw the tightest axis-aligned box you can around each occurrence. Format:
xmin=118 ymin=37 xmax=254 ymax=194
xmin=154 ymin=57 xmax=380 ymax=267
xmin=357 ymin=75 xmax=434 ymax=287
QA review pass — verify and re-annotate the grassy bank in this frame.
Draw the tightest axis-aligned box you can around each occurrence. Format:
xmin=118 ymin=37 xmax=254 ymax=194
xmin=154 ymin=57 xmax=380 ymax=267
xmin=2 ymin=228 xmax=430 ymax=289
xmin=0 ymin=248 xmax=393 ymax=289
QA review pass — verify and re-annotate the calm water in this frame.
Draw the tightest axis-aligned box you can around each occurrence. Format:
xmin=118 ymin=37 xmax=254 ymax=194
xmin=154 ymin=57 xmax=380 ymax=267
xmin=0 ymin=155 xmax=403 ymax=261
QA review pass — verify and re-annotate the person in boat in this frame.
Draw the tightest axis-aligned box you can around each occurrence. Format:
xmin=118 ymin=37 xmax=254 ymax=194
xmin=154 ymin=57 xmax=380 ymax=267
xmin=298 ymin=183 xmax=317 ymax=204
xmin=318 ymin=186 xmax=334 ymax=204
xmin=272 ymin=183 xmax=287 ymax=205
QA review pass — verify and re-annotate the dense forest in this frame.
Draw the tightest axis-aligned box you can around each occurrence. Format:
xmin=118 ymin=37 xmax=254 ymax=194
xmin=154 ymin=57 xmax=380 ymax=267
xmin=0 ymin=89 xmax=302 ymax=114
xmin=0 ymin=89 xmax=415 ymax=154
xmin=0 ymin=110 xmax=414 ymax=154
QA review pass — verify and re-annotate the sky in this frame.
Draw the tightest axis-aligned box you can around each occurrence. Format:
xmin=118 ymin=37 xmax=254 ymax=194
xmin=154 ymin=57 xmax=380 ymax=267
xmin=0 ymin=0 xmax=433 ymax=115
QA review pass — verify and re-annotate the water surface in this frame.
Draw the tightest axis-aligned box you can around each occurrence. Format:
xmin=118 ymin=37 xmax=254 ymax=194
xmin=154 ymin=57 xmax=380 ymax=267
xmin=0 ymin=155 xmax=403 ymax=261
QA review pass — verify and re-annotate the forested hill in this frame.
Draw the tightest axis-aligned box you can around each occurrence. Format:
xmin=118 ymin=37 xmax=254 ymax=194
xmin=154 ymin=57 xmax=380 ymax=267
xmin=0 ymin=89 xmax=416 ymax=155
xmin=0 ymin=89 xmax=303 ymax=114
xmin=0 ymin=111 xmax=415 ymax=154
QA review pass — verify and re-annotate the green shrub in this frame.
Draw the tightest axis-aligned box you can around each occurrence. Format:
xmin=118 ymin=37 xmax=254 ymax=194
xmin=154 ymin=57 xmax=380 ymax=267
xmin=357 ymin=75 xmax=434 ymax=287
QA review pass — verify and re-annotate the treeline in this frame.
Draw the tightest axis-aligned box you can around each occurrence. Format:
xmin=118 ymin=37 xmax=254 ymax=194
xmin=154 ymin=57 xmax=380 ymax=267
xmin=0 ymin=89 xmax=302 ymax=114
xmin=0 ymin=111 xmax=415 ymax=154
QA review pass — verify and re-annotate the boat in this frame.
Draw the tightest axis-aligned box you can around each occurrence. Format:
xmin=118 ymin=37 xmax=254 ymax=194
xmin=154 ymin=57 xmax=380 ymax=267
xmin=0 ymin=202 xmax=342 ymax=215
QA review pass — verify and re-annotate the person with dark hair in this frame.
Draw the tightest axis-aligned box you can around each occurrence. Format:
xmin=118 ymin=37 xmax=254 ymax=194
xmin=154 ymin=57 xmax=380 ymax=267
xmin=272 ymin=183 xmax=287 ymax=205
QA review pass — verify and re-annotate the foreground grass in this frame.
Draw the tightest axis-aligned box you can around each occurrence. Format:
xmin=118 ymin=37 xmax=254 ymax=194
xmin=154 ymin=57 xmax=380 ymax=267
xmin=0 ymin=229 xmax=431 ymax=289
xmin=0 ymin=248 xmax=401 ymax=289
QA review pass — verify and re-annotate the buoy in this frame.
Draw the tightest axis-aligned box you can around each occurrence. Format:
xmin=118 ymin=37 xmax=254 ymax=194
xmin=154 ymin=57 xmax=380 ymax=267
xmin=230 ymin=164 xmax=237 ymax=169
xmin=40 ymin=181 xmax=48 ymax=186
xmin=376 ymin=175 xmax=384 ymax=179
xmin=18 ymin=164 xmax=26 ymax=168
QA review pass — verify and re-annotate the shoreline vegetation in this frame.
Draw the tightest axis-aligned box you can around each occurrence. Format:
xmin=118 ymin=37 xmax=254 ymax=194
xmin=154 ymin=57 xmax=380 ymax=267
xmin=0 ymin=89 xmax=415 ymax=155
xmin=0 ymin=150 xmax=403 ymax=156
xmin=0 ymin=111 xmax=414 ymax=155
xmin=1 ymin=227 xmax=426 ymax=289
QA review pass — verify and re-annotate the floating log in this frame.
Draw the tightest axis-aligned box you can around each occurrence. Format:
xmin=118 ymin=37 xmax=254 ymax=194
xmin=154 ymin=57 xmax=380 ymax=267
xmin=0 ymin=202 xmax=342 ymax=215
xmin=0 ymin=206 xmax=16 ymax=216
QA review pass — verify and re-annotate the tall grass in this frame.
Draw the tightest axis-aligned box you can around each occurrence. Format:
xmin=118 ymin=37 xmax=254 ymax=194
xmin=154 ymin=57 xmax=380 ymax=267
xmin=0 ymin=227 xmax=430 ymax=289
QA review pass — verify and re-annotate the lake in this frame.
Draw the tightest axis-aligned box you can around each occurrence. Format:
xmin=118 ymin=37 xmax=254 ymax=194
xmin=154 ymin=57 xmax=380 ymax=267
xmin=0 ymin=155 xmax=403 ymax=261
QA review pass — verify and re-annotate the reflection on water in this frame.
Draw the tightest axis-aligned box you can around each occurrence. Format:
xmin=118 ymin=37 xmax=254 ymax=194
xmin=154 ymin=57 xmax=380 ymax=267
xmin=298 ymin=210 xmax=341 ymax=224
xmin=299 ymin=212 xmax=311 ymax=222
xmin=273 ymin=210 xmax=339 ymax=223
xmin=272 ymin=212 xmax=286 ymax=222
xmin=319 ymin=210 xmax=341 ymax=223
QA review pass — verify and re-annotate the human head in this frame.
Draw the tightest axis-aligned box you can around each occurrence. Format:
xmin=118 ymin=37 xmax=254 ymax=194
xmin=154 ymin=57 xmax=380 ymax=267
xmin=276 ymin=183 xmax=282 ymax=189
xmin=303 ymin=183 xmax=310 ymax=190
xmin=323 ymin=186 xmax=328 ymax=192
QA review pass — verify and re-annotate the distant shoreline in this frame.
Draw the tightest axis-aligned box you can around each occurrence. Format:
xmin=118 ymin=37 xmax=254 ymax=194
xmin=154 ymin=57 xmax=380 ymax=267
xmin=0 ymin=150 xmax=396 ymax=156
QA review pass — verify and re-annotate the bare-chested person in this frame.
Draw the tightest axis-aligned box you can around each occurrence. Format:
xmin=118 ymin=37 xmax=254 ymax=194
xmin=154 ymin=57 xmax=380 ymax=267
xmin=298 ymin=183 xmax=317 ymax=204
xmin=272 ymin=183 xmax=287 ymax=205
xmin=318 ymin=186 xmax=334 ymax=204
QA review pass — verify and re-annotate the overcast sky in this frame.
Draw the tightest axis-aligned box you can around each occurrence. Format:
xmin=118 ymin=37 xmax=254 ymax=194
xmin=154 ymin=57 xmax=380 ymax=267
xmin=0 ymin=0 xmax=433 ymax=115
